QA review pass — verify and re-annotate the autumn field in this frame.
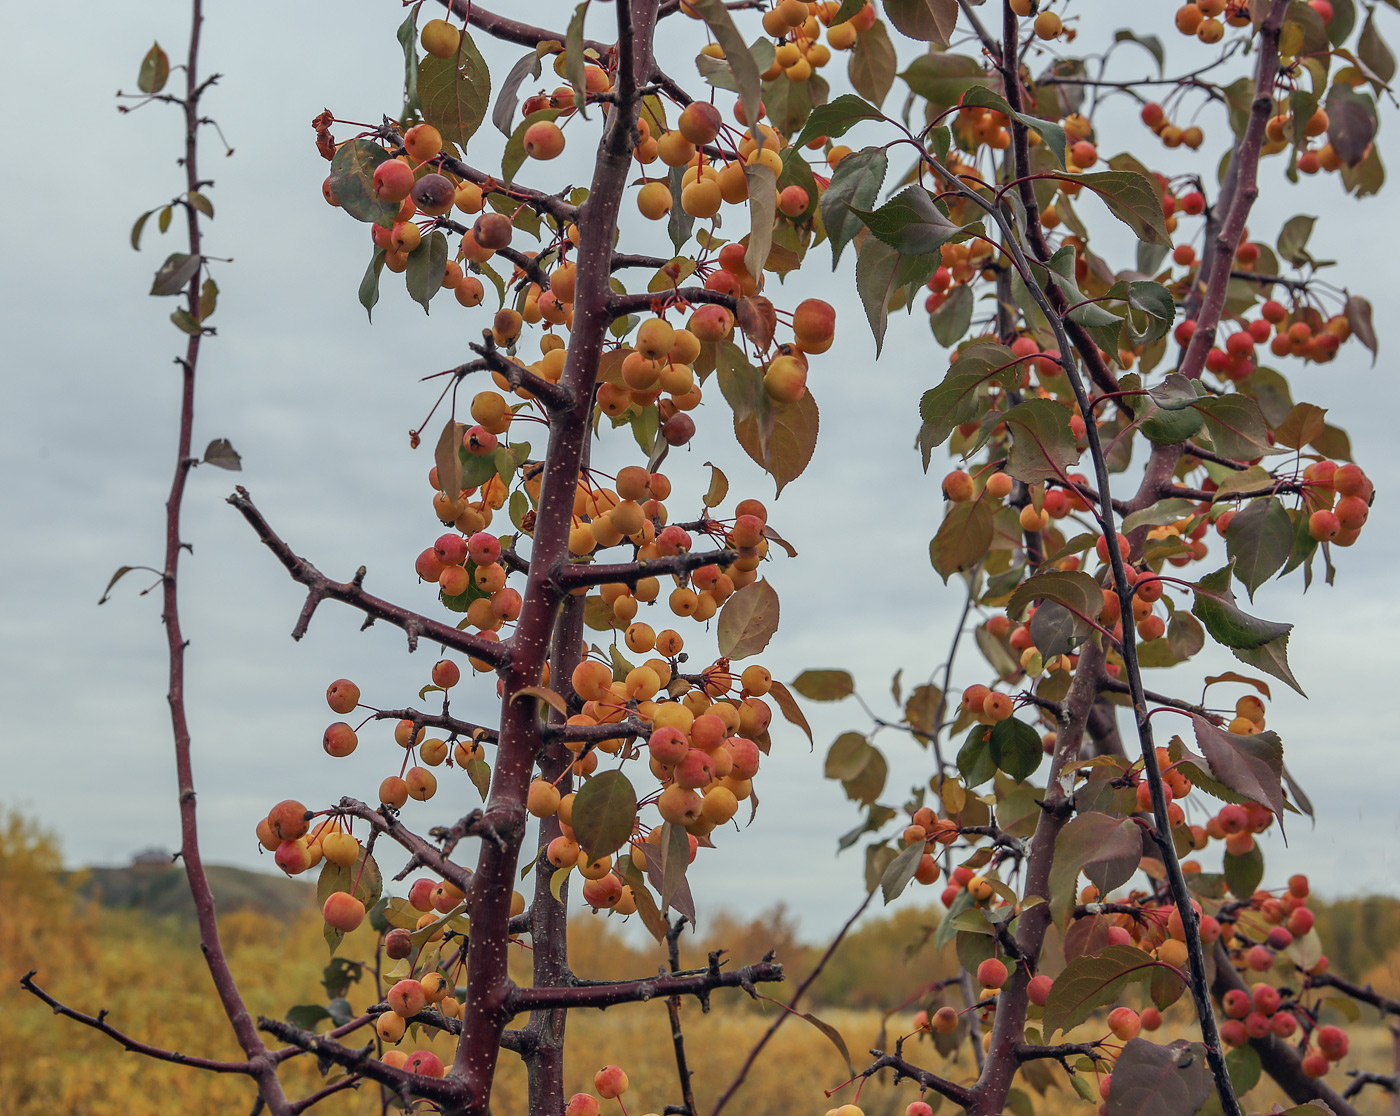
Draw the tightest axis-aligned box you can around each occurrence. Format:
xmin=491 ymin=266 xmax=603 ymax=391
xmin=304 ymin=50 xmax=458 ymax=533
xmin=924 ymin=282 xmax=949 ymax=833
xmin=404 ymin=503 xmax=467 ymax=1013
xmin=4 ymin=813 xmax=1398 ymax=1116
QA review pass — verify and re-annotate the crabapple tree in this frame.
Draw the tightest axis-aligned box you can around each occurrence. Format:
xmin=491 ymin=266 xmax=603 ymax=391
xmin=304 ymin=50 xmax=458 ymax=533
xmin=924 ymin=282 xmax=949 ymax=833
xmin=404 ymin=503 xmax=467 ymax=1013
xmin=23 ymin=2 xmax=1400 ymax=1116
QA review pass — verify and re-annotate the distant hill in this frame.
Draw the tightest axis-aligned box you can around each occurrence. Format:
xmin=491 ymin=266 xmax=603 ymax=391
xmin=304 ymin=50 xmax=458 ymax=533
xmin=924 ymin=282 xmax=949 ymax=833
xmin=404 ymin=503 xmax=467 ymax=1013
xmin=73 ymin=860 xmax=315 ymax=921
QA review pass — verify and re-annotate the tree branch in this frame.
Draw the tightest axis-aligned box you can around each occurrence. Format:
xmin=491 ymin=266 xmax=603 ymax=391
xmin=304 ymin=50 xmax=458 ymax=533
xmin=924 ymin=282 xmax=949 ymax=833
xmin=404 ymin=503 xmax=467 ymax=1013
xmin=228 ymin=487 xmax=511 ymax=669
xmin=552 ymin=548 xmax=737 ymax=591
xmin=511 ymin=956 xmax=783 ymax=1012
xmin=20 ymin=972 xmax=255 ymax=1075
xmin=859 ymin=1051 xmax=975 ymax=1108
xmin=336 ymin=797 xmax=476 ymax=894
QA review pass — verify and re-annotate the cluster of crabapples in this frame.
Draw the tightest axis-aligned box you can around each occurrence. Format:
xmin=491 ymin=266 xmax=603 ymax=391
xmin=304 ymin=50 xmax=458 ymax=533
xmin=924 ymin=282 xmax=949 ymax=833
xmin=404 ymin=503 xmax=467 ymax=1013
xmin=908 ymin=855 xmax=1345 ymax=1073
xmin=1155 ymin=0 xmax=1364 ymax=171
xmin=1174 ymin=289 xmax=1358 ymax=380
xmin=523 ymin=649 xmax=776 ymax=913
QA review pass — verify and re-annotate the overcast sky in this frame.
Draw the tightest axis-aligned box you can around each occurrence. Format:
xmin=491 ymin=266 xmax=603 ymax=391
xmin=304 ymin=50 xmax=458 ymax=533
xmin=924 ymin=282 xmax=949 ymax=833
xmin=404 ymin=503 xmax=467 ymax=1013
xmin=2 ymin=0 xmax=1398 ymax=942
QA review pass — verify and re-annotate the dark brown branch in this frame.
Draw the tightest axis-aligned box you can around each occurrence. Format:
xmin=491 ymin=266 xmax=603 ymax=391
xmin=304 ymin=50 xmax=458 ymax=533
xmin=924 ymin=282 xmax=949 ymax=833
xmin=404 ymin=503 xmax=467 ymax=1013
xmin=258 ymin=1017 xmax=469 ymax=1106
xmin=1343 ymin=1071 xmax=1399 ymax=1100
xmin=1097 ymin=677 xmax=1218 ymax=721
xmin=442 ymin=0 xmax=608 ymax=59
xmin=20 ymin=972 xmax=254 ymax=1075
xmin=228 ymin=487 xmax=511 ymax=669
xmin=510 ymin=957 xmax=783 ymax=1012
xmin=336 ymin=797 xmax=475 ymax=895
xmin=1016 ymin=1041 xmax=1105 ymax=1067
xmin=665 ymin=918 xmax=700 ymax=1116
xmin=368 ymin=708 xmax=497 ymax=743
xmin=859 ymin=1051 xmax=975 ymax=1108
xmin=553 ymin=548 xmax=737 ymax=591
xmin=611 ymin=252 xmax=675 ymax=272
xmin=1308 ymin=972 xmax=1400 ymax=1017
xmin=607 ymin=286 xmax=737 ymax=319
xmin=470 ymin=338 xmax=576 ymax=411
xmin=542 ymin=718 xmax=649 ymax=744
xmin=288 ymin=1074 xmax=364 ymax=1115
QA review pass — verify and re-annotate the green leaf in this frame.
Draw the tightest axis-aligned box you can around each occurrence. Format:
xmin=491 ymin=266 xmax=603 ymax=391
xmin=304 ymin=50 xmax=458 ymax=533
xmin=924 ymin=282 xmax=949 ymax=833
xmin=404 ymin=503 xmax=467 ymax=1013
xmin=1223 ymin=841 xmax=1264 ymax=898
xmin=138 ymin=42 xmax=170 ymax=94
xmin=989 ymin=718 xmax=1042 ymax=782
xmin=1076 ymin=170 xmax=1172 ymax=246
xmin=1043 ymin=944 xmax=1158 ymax=1037
xmin=150 ymin=253 xmax=201 ymax=296
xmin=733 ymin=388 xmax=819 ymax=497
xmin=916 ymin=343 xmax=1018 ymax=464
xmin=880 ymin=842 xmax=925 ymax=904
xmin=359 ymin=249 xmax=387 ymax=321
xmin=717 ymin=579 xmax=780 ymax=659
xmin=1359 ymin=7 xmax=1397 ymax=85
xmin=170 ymin=308 xmax=202 ymax=335
xmin=856 ymin=236 xmax=901 ymax=354
xmin=130 ymin=209 xmax=155 ymax=251
xmin=824 ymin=732 xmax=873 ymax=780
xmin=743 ymin=163 xmax=777 ymax=280
xmin=689 ymin=0 xmax=764 ymax=147
xmin=930 ymin=496 xmax=994 ymax=582
xmin=328 ymin=139 xmax=399 ymax=226
xmin=1048 ymin=812 xmax=1141 ymax=923
xmin=1007 ymin=570 xmax=1103 ymax=624
xmin=1192 ymin=394 xmax=1272 ymax=462
xmin=564 ymin=3 xmax=590 ymax=120
xmin=187 ymin=191 xmax=214 ymax=220
xmin=883 ymin=0 xmax=958 ymax=46
xmin=1122 ymin=499 xmax=1199 ymax=534
xmin=658 ymin=821 xmax=691 ymax=914
xmin=795 ymin=93 xmax=886 ymax=148
xmin=959 ymin=86 xmax=1066 ymax=167
xmin=285 ymin=1004 xmax=331 ymax=1032
xmin=1233 ymin=634 xmax=1305 ymax=698
xmin=1113 ymin=29 xmax=1165 ymax=71
xmin=821 ymin=147 xmax=888 ymax=267
xmin=1224 ymin=497 xmax=1293 ymax=600
xmin=1003 ymin=399 xmax=1080 ymax=485
xmin=493 ymin=49 xmax=545 ymax=137
xmin=957 ymin=725 xmax=996 ymax=787
xmin=405 ymin=230 xmax=449 ymax=312
xmin=418 ymin=30 xmax=491 ymax=144
xmin=791 ymin=670 xmax=854 ymax=701
xmin=1191 ymin=564 xmax=1292 ymax=651
xmin=1272 ymin=402 xmax=1327 ymax=450
xmin=848 ymin=20 xmax=897 ymax=107
xmin=930 ymin=283 xmax=973 ymax=346
xmin=1276 ymin=214 xmax=1316 ymax=267
xmin=198 ymin=278 xmax=218 ymax=321
xmin=899 ymin=52 xmax=988 ymax=106
xmin=848 ymin=184 xmax=964 ymax=257
xmin=571 ymin=770 xmax=638 ymax=859
xmin=395 ymin=3 xmax=423 ymax=117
